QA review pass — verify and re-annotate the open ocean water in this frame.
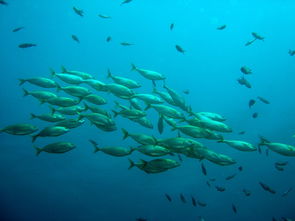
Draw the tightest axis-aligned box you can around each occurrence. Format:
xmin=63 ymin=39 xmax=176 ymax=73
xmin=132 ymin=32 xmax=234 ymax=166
xmin=0 ymin=0 xmax=295 ymax=221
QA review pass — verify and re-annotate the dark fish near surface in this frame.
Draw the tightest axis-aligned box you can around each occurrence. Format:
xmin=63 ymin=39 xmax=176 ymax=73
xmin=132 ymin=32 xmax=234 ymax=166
xmin=275 ymin=161 xmax=288 ymax=166
xmin=281 ymin=187 xmax=293 ymax=197
xmin=215 ymin=186 xmax=226 ymax=192
xmin=98 ymin=14 xmax=111 ymax=19
xmin=157 ymin=116 xmax=164 ymax=134
xmin=106 ymin=36 xmax=112 ymax=42
xmin=191 ymin=196 xmax=197 ymax=207
xmin=242 ymin=188 xmax=251 ymax=196
xmin=257 ymin=96 xmax=270 ymax=104
xmin=170 ymin=23 xmax=174 ymax=31
xmin=71 ymin=35 xmax=80 ymax=43
xmin=197 ymin=200 xmax=207 ymax=207
xmin=238 ymin=166 xmax=243 ymax=171
xmin=252 ymin=112 xmax=258 ymax=118
xmin=225 ymin=173 xmax=237 ymax=180
xmin=12 ymin=27 xmax=24 ymax=32
xmin=238 ymin=131 xmax=246 ymax=135
xmin=252 ymin=32 xmax=265 ymax=40
xmin=179 ymin=193 xmax=186 ymax=203
xmin=249 ymin=99 xmax=256 ymax=108
xmin=259 ymin=182 xmax=276 ymax=194
xmin=19 ymin=43 xmax=37 ymax=48
xmin=201 ymin=163 xmax=207 ymax=176
xmin=183 ymin=89 xmax=190 ymax=94
xmin=121 ymin=0 xmax=133 ymax=5
xmin=217 ymin=25 xmax=226 ymax=30
xmin=245 ymin=39 xmax=256 ymax=46
xmin=289 ymin=50 xmax=295 ymax=56
xmin=241 ymin=66 xmax=252 ymax=75
xmin=164 ymin=193 xmax=172 ymax=202
xmin=73 ymin=7 xmax=83 ymax=17
xmin=175 ymin=45 xmax=185 ymax=54
xmin=232 ymin=204 xmax=237 ymax=214
xmin=121 ymin=42 xmax=134 ymax=46
xmin=275 ymin=164 xmax=284 ymax=171
xmin=0 ymin=0 xmax=8 ymax=5
xmin=237 ymin=76 xmax=252 ymax=88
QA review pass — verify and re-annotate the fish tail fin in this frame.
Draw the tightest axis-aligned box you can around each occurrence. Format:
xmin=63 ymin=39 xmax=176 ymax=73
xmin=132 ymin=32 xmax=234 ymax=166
xmin=61 ymin=65 xmax=67 ymax=73
xmin=49 ymin=68 xmax=56 ymax=77
xmin=32 ymin=134 xmax=38 ymax=143
xmin=128 ymin=158 xmax=135 ymax=170
xmin=18 ymin=79 xmax=26 ymax=86
xmin=144 ymin=104 xmax=151 ymax=111
xmin=83 ymin=102 xmax=89 ymax=111
xmin=107 ymin=69 xmax=112 ymax=78
xmin=258 ymin=135 xmax=269 ymax=146
xmin=217 ymin=138 xmax=224 ymax=143
xmin=89 ymin=139 xmax=100 ymax=153
xmin=131 ymin=63 xmax=137 ymax=71
xmin=152 ymin=80 xmax=156 ymax=87
xmin=49 ymin=106 xmax=56 ymax=114
xmin=30 ymin=113 xmax=37 ymax=119
xmin=77 ymin=113 xmax=84 ymax=121
xmin=112 ymin=110 xmax=118 ymax=118
xmin=121 ymin=128 xmax=129 ymax=140
xmin=34 ymin=146 xmax=42 ymax=156
xmin=22 ymin=88 xmax=29 ymax=97
xmin=152 ymin=87 xmax=158 ymax=94
xmin=55 ymin=83 xmax=61 ymax=92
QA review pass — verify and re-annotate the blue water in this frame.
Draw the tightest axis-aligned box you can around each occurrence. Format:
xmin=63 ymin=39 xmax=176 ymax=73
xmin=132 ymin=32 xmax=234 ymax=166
xmin=1 ymin=0 xmax=295 ymax=220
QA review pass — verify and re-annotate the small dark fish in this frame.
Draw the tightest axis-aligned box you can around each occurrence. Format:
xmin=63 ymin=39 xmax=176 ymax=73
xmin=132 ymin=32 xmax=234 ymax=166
xmin=217 ymin=25 xmax=226 ymax=30
xmin=98 ymin=14 xmax=111 ymax=19
xmin=237 ymin=76 xmax=252 ymax=88
xmin=226 ymin=173 xmax=237 ymax=181
xmin=12 ymin=27 xmax=24 ymax=32
xmin=252 ymin=32 xmax=264 ymax=40
xmin=170 ymin=23 xmax=174 ymax=31
xmin=289 ymin=50 xmax=295 ymax=56
xmin=241 ymin=66 xmax=252 ymax=75
xmin=197 ymin=200 xmax=207 ymax=207
xmin=177 ymin=154 xmax=183 ymax=162
xmin=136 ymin=218 xmax=147 ymax=221
xmin=252 ymin=112 xmax=258 ymax=118
xmin=71 ymin=35 xmax=80 ymax=43
xmin=183 ymin=89 xmax=190 ymax=94
xmin=275 ymin=161 xmax=288 ymax=166
xmin=232 ymin=204 xmax=237 ymax=214
xmin=238 ymin=166 xmax=243 ymax=171
xmin=206 ymin=181 xmax=211 ymax=187
xmin=164 ymin=193 xmax=172 ymax=202
xmin=249 ymin=99 xmax=256 ymax=108
xmin=238 ymin=131 xmax=246 ymax=135
xmin=242 ymin=188 xmax=251 ymax=196
xmin=191 ymin=196 xmax=197 ymax=207
xmin=121 ymin=0 xmax=133 ymax=5
xmin=106 ymin=36 xmax=112 ymax=42
xmin=18 ymin=43 xmax=37 ymax=48
xmin=157 ymin=116 xmax=164 ymax=134
xmin=0 ymin=0 xmax=8 ymax=5
xmin=215 ymin=186 xmax=226 ymax=192
xmin=245 ymin=39 xmax=256 ymax=46
xmin=179 ymin=193 xmax=186 ymax=203
xmin=281 ymin=187 xmax=293 ymax=197
xmin=175 ymin=45 xmax=185 ymax=54
xmin=259 ymin=182 xmax=276 ymax=194
xmin=275 ymin=164 xmax=284 ymax=171
xmin=257 ymin=145 xmax=262 ymax=154
xmin=73 ymin=7 xmax=84 ymax=17
xmin=201 ymin=163 xmax=207 ymax=176
xmin=257 ymin=96 xmax=270 ymax=104
xmin=120 ymin=42 xmax=134 ymax=46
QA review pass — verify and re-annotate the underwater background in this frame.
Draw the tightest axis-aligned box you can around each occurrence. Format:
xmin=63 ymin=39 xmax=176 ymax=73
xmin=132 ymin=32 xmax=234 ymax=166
xmin=0 ymin=0 xmax=295 ymax=220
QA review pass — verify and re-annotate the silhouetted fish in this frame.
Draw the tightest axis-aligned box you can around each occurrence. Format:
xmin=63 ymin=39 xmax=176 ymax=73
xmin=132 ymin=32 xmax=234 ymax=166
xmin=217 ymin=25 xmax=226 ymax=30
xmin=232 ymin=204 xmax=237 ymax=214
xmin=249 ymin=99 xmax=256 ymax=108
xmin=183 ymin=89 xmax=190 ymax=94
xmin=179 ymin=193 xmax=186 ymax=203
xmin=238 ymin=131 xmax=246 ymax=135
xmin=242 ymin=188 xmax=251 ymax=196
xmin=164 ymin=193 xmax=172 ymax=202
xmin=206 ymin=181 xmax=211 ymax=187
xmin=281 ymin=187 xmax=292 ymax=197
xmin=170 ymin=23 xmax=174 ymax=31
xmin=71 ymin=35 xmax=80 ymax=43
xmin=245 ymin=39 xmax=256 ymax=46
xmin=177 ymin=154 xmax=183 ymax=162
xmin=73 ymin=7 xmax=83 ymax=17
xmin=215 ymin=186 xmax=226 ymax=192
xmin=238 ymin=166 xmax=243 ymax=171
xmin=106 ymin=36 xmax=112 ymax=42
xmin=12 ymin=27 xmax=24 ymax=32
xmin=121 ymin=42 xmax=134 ymax=46
xmin=175 ymin=45 xmax=185 ymax=54
xmin=259 ymin=182 xmax=276 ymax=194
xmin=257 ymin=96 xmax=270 ymax=104
xmin=191 ymin=196 xmax=197 ymax=207
xmin=121 ymin=0 xmax=133 ymax=5
xmin=201 ymin=163 xmax=207 ymax=176
xmin=252 ymin=112 xmax=258 ymax=118
xmin=197 ymin=200 xmax=207 ymax=207
xmin=0 ymin=0 xmax=8 ymax=5
xmin=275 ymin=161 xmax=288 ymax=166
xmin=18 ymin=43 xmax=37 ymax=48
xmin=226 ymin=173 xmax=237 ymax=180
xmin=157 ymin=116 xmax=164 ymax=134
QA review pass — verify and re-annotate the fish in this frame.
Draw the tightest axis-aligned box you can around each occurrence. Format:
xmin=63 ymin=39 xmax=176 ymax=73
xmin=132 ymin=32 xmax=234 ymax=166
xmin=206 ymin=181 xmax=211 ymax=187
xmin=121 ymin=0 xmax=133 ymax=5
xmin=51 ymin=70 xmax=85 ymax=85
xmin=51 ymin=105 xmax=86 ymax=116
xmin=55 ymin=119 xmax=85 ymax=129
xmin=106 ymin=36 xmax=112 ymax=42
xmin=98 ymin=14 xmax=111 ymax=19
xmin=252 ymin=32 xmax=264 ymax=40
xmin=73 ymin=7 xmax=83 ymax=17
xmin=175 ymin=45 xmax=185 ymax=54
xmin=164 ymin=193 xmax=172 ymax=202
xmin=238 ymin=131 xmax=246 ymax=135
xmin=0 ymin=123 xmax=38 ymax=135
xmin=120 ymin=42 xmax=134 ymax=46
xmin=32 ymin=126 xmax=69 ymax=142
xmin=30 ymin=113 xmax=65 ymax=123
xmin=12 ymin=27 xmax=24 ymax=32
xmin=265 ymin=148 xmax=269 ymax=156
xmin=129 ymin=158 xmax=180 ymax=173
xmin=157 ymin=116 xmax=164 ymax=134
xmin=23 ymin=89 xmax=57 ymax=102
xmin=60 ymin=66 xmax=94 ymax=80
xmin=289 ymin=49 xmax=295 ymax=56
xmin=259 ymin=138 xmax=295 ymax=157
xmin=136 ymin=218 xmax=147 ymax=221
xmin=259 ymin=182 xmax=276 ymax=194
xmin=245 ymin=39 xmax=256 ymax=46
xmin=232 ymin=204 xmax=237 ymax=214
xmin=217 ymin=25 xmax=226 ymax=30
xmin=170 ymin=23 xmax=174 ymax=31
xmin=71 ymin=35 xmax=80 ymax=43
xmin=240 ymin=66 xmax=252 ymax=75
xmin=19 ymin=77 xmax=58 ymax=88
xmin=163 ymin=84 xmax=187 ymax=111
xmin=193 ymin=112 xmax=226 ymax=122
xmin=18 ymin=43 xmax=37 ymax=48
xmin=90 ymin=140 xmax=134 ymax=157
xmin=201 ymin=163 xmax=207 ymax=176
xmin=275 ymin=161 xmax=288 ymax=166
xmin=34 ymin=142 xmax=76 ymax=156
xmin=84 ymin=94 xmax=107 ymax=105
xmin=107 ymin=69 xmax=141 ymax=89
xmin=215 ymin=186 xmax=226 ymax=192
xmin=197 ymin=200 xmax=207 ymax=207
xmin=183 ymin=89 xmax=190 ymax=94
xmin=136 ymin=145 xmax=171 ymax=157
xmin=249 ymin=99 xmax=256 ymax=108
xmin=104 ymin=83 xmax=134 ymax=99
xmin=257 ymin=96 xmax=270 ymax=104
xmin=179 ymin=193 xmax=186 ymax=203
xmin=121 ymin=129 xmax=156 ymax=145
xmin=225 ymin=174 xmax=237 ymax=180
xmin=131 ymin=64 xmax=166 ymax=85
xmin=187 ymin=116 xmax=232 ymax=133
xmin=146 ymin=104 xmax=184 ymax=120
xmin=237 ymin=76 xmax=252 ymax=88
xmin=238 ymin=166 xmax=243 ymax=171
xmin=191 ymin=196 xmax=197 ymax=207
xmin=242 ymin=189 xmax=251 ymax=196
xmin=275 ymin=164 xmax=284 ymax=171
xmin=0 ymin=1 xmax=8 ymax=5
xmin=202 ymin=149 xmax=236 ymax=166
xmin=177 ymin=154 xmax=183 ymax=162
xmin=46 ymin=96 xmax=80 ymax=107
xmin=252 ymin=112 xmax=258 ymax=118
xmin=134 ymin=94 xmax=163 ymax=104
xmin=57 ymin=85 xmax=91 ymax=98
xmin=218 ymin=139 xmax=257 ymax=151
xmin=281 ymin=187 xmax=293 ymax=197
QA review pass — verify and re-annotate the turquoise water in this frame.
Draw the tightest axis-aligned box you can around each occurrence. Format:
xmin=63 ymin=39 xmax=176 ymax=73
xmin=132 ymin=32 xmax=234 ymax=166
xmin=0 ymin=1 xmax=295 ymax=220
